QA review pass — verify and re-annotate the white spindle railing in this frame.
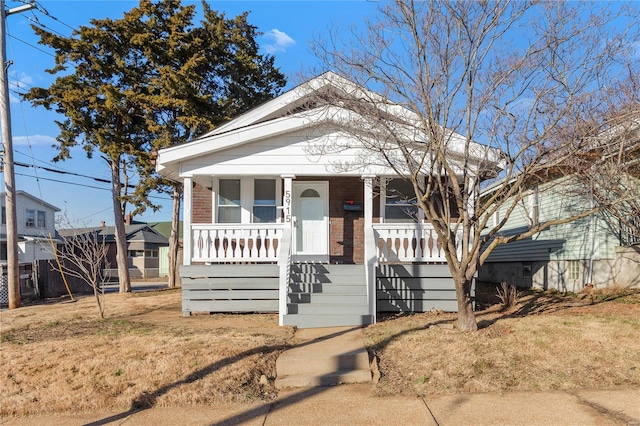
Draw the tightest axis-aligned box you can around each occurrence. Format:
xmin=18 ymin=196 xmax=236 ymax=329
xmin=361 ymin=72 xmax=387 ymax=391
xmin=191 ymin=224 xmax=285 ymax=262
xmin=373 ymin=223 xmax=461 ymax=263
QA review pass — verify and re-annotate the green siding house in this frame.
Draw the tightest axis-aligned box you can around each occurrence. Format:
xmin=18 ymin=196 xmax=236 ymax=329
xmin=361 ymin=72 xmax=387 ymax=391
xmin=478 ymin=177 xmax=639 ymax=292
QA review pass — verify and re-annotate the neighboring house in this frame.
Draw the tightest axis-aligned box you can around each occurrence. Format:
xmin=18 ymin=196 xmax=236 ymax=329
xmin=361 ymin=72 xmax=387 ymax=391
xmin=58 ymin=223 xmax=169 ymax=279
xmin=0 ymin=190 xmax=60 ymax=264
xmin=156 ymin=72 xmax=502 ymax=328
xmin=478 ymin=176 xmax=640 ymax=292
xmin=0 ymin=191 xmax=61 ymax=306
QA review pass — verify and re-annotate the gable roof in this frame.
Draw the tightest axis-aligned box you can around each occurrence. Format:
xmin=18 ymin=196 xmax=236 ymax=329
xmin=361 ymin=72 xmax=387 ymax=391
xmin=0 ymin=190 xmax=60 ymax=212
xmin=157 ymin=71 xmax=504 ymax=181
xmin=58 ymin=224 xmax=169 ymax=245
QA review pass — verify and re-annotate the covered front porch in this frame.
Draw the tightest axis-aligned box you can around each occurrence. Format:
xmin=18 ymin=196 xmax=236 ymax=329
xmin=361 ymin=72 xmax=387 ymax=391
xmin=180 ymin=174 xmax=461 ymax=328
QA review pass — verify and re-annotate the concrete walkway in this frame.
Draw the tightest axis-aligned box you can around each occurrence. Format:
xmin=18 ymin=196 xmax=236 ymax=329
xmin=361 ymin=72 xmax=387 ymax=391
xmin=2 ymin=385 xmax=638 ymax=425
xmin=275 ymin=326 xmax=372 ymax=388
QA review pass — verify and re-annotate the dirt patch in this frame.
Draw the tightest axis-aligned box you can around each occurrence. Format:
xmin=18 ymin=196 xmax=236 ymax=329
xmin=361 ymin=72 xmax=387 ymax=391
xmin=128 ymin=303 xmax=288 ymax=337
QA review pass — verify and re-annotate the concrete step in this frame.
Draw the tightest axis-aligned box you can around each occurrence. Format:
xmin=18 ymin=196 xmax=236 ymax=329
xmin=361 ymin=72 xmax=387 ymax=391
xmin=276 ymin=349 xmax=370 ymax=377
xmin=275 ymin=327 xmax=372 ymax=388
xmin=282 ymin=313 xmax=373 ymax=328
xmin=275 ymin=370 xmax=372 ymax=388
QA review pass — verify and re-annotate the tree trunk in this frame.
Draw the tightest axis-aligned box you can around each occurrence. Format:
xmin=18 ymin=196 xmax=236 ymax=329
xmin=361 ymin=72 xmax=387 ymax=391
xmin=168 ymin=183 xmax=182 ymax=288
xmin=455 ymin=276 xmax=477 ymax=332
xmin=109 ymin=159 xmax=131 ymax=293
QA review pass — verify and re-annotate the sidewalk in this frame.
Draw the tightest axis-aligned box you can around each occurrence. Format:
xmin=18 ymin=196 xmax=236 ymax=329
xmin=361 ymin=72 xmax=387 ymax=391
xmin=2 ymin=385 xmax=638 ymax=425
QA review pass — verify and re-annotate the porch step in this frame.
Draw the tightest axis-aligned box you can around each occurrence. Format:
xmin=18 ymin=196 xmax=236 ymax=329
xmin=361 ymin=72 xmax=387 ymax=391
xmin=282 ymin=313 xmax=373 ymax=328
xmin=275 ymin=327 xmax=372 ymax=389
xmin=287 ymin=303 xmax=370 ymax=315
xmin=286 ymin=263 xmax=370 ymax=328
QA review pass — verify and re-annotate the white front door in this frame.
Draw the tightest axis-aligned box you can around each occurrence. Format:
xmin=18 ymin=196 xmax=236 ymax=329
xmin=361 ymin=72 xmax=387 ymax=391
xmin=292 ymin=181 xmax=329 ymax=262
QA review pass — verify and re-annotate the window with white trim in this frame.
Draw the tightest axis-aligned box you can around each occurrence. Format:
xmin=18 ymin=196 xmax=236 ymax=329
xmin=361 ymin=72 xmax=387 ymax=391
xmin=217 ymin=179 xmax=241 ymax=223
xmin=25 ymin=209 xmax=46 ymax=228
xmin=37 ymin=211 xmax=46 ymax=228
xmin=253 ymin=179 xmax=277 ymax=223
xmin=384 ymin=179 xmax=419 ymax=222
xmin=568 ymin=260 xmax=580 ymax=281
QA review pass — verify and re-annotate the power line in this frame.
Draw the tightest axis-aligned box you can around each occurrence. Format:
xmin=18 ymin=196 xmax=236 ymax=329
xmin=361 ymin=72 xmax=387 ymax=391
xmin=31 ymin=1 xmax=75 ymax=32
xmin=15 ymin=172 xmax=172 ymax=202
xmin=14 ymin=159 xmax=118 ymax=185
xmin=6 ymin=33 xmax=54 ymax=56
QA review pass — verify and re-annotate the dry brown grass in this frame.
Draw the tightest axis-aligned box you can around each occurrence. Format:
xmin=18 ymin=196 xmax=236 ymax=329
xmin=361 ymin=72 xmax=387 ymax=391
xmin=364 ymin=288 xmax=640 ymax=397
xmin=0 ymin=290 xmax=294 ymax=416
xmin=3 ymin=285 xmax=639 ymax=416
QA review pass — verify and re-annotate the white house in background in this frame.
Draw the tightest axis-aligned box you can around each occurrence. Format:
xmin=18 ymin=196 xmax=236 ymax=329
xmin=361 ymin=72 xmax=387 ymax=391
xmin=0 ymin=191 xmax=60 ymax=264
xmin=156 ymin=72 xmax=503 ymax=328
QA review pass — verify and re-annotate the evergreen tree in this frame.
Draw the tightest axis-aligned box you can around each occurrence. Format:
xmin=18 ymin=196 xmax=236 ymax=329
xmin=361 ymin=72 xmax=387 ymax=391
xmin=24 ymin=0 xmax=286 ymax=290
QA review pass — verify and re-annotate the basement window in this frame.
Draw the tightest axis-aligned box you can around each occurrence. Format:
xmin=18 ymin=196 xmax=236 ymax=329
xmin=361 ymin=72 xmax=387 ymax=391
xmin=568 ymin=260 xmax=580 ymax=281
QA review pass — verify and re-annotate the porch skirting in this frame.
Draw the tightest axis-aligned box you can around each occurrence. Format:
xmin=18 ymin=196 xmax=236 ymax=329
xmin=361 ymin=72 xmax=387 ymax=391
xmin=180 ymin=262 xmax=463 ymax=326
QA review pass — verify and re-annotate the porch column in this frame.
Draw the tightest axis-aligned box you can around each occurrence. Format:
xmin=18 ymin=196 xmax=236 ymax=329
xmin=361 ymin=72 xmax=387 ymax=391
xmin=363 ymin=174 xmax=377 ymax=324
xmin=281 ymin=175 xmax=295 ymax=227
xmin=183 ymin=176 xmax=192 ymax=266
xmin=278 ymin=174 xmax=295 ymax=325
xmin=363 ymin=175 xmax=375 ymax=228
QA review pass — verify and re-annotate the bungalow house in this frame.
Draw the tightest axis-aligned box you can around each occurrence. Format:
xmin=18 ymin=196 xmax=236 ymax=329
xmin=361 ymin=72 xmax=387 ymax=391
xmin=156 ymin=72 xmax=503 ymax=328
xmin=58 ymin=222 xmax=169 ymax=279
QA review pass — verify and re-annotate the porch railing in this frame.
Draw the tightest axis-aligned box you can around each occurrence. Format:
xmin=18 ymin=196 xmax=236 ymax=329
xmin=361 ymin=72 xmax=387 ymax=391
xmin=191 ymin=224 xmax=285 ymax=263
xmin=373 ymin=223 xmax=461 ymax=263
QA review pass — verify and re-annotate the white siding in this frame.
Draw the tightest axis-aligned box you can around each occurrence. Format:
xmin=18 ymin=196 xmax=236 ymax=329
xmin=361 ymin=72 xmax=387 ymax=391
xmin=179 ymin=129 xmax=409 ymax=178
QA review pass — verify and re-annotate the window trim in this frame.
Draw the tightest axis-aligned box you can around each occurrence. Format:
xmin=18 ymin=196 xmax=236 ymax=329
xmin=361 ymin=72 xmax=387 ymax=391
xmin=25 ymin=209 xmax=36 ymax=228
xmin=381 ymin=178 xmax=422 ymax=223
xmin=252 ymin=178 xmax=277 ymax=223
xmin=217 ymin=178 xmax=242 ymax=223
xmin=568 ymin=260 xmax=580 ymax=281
xmin=213 ymin=177 xmax=282 ymax=224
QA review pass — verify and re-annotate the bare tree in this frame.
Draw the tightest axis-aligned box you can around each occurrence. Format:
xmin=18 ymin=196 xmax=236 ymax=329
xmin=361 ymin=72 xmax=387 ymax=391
xmin=309 ymin=0 xmax=640 ymax=331
xmin=53 ymin=219 xmax=109 ymax=318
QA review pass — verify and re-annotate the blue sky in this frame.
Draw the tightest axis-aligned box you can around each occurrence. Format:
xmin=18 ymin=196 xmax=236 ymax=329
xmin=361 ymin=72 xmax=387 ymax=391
xmin=6 ymin=0 xmax=379 ymax=226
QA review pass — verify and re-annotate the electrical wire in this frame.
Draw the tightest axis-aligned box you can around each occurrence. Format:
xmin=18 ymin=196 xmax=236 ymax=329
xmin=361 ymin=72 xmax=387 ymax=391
xmin=15 ymin=172 xmax=172 ymax=202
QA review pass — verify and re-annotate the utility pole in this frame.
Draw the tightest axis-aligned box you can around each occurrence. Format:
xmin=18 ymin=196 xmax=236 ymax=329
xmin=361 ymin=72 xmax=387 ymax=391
xmin=1 ymin=0 xmax=35 ymax=309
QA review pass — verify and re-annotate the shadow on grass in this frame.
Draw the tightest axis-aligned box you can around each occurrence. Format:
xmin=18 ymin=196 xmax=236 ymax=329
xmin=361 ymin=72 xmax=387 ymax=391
xmin=85 ymin=326 xmax=364 ymax=426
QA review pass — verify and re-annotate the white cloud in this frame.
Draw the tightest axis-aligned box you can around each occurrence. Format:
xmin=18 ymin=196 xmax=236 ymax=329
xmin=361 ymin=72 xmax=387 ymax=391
xmin=13 ymin=134 xmax=57 ymax=147
xmin=262 ymin=29 xmax=295 ymax=54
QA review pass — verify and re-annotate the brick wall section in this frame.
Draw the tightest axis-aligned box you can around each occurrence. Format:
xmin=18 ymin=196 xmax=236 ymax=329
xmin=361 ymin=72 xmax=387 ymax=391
xmin=192 ymin=183 xmax=213 ymax=223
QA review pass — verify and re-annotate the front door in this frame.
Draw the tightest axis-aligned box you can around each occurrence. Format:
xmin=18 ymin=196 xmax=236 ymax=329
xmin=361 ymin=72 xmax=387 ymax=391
xmin=292 ymin=181 xmax=329 ymax=262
